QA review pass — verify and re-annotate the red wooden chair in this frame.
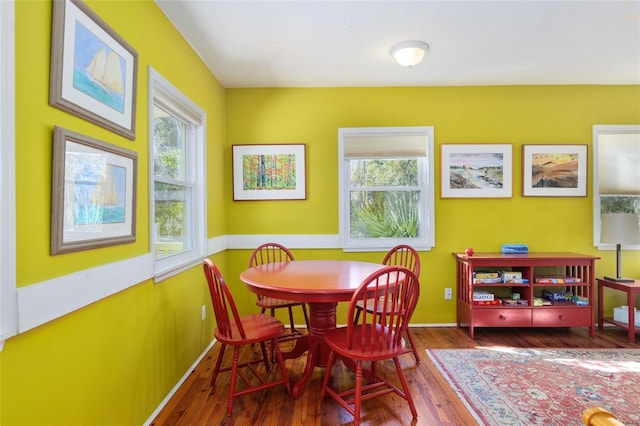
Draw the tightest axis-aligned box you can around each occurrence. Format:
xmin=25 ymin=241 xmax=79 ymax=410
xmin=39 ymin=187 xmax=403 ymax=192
xmin=249 ymin=243 xmax=310 ymax=339
xmin=203 ymin=259 xmax=291 ymax=416
xmin=320 ymin=266 xmax=420 ymax=425
xmin=354 ymin=244 xmax=422 ymax=363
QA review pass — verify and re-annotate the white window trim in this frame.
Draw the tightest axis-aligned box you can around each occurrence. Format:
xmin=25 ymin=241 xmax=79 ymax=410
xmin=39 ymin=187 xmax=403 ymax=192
xmin=338 ymin=126 xmax=435 ymax=252
xmin=148 ymin=67 xmax=207 ymax=282
xmin=592 ymin=124 xmax=640 ymax=249
xmin=0 ymin=0 xmax=17 ymax=348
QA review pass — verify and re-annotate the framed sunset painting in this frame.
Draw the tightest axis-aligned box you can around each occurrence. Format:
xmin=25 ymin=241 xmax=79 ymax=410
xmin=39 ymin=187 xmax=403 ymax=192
xmin=522 ymin=145 xmax=587 ymax=196
xmin=441 ymin=144 xmax=513 ymax=198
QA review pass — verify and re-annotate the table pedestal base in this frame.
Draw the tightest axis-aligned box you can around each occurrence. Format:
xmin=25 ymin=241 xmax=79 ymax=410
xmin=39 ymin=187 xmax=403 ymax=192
xmin=281 ymin=302 xmax=336 ymax=398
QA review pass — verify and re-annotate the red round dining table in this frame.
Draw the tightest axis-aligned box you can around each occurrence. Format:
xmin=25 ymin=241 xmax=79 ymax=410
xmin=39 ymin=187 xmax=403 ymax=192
xmin=240 ymin=259 xmax=387 ymax=398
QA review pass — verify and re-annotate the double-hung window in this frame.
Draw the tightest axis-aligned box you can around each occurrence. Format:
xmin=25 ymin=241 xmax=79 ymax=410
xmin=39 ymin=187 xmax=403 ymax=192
xmin=339 ymin=127 xmax=434 ymax=251
xmin=149 ymin=68 xmax=206 ymax=281
xmin=593 ymin=125 xmax=640 ymax=248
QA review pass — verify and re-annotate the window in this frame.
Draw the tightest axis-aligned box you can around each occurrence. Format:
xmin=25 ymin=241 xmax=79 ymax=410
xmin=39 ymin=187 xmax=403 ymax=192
xmin=339 ymin=127 xmax=434 ymax=251
xmin=149 ymin=68 xmax=206 ymax=281
xmin=0 ymin=0 xmax=16 ymax=345
xmin=593 ymin=125 xmax=640 ymax=248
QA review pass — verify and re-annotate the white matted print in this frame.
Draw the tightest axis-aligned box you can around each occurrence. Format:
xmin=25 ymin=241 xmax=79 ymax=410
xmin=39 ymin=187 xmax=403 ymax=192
xmin=441 ymin=144 xmax=512 ymax=198
xmin=522 ymin=144 xmax=587 ymax=197
xmin=50 ymin=0 xmax=138 ymax=139
xmin=232 ymin=144 xmax=306 ymax=200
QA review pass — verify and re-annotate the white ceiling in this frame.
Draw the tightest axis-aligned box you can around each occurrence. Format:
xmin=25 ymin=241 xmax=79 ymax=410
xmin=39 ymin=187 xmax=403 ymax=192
xmin=156 ymin=0 xmax=640 ymax=88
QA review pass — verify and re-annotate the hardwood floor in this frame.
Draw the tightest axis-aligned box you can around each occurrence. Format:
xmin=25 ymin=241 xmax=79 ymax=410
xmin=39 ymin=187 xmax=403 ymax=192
xmin=150 ymin=326 xmax=639 ymax=425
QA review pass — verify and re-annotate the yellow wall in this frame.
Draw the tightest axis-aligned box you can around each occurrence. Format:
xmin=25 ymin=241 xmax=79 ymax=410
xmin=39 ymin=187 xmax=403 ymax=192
xmin=2 ymin=1 xmax=639 ymax=425
xmin=223 ymin=86 xmax=640 ymax=323
xmin=2 ymin=1 xmax=225 ymax=425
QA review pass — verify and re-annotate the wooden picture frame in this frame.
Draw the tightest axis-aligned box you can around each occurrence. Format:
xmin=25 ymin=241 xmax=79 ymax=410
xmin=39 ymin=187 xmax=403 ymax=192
xmin=232 ymin=144 xmax=306 ymax=201
xmin=522 ymin=144 xmax=588 ymax=197
xmin=51 ymin=126 xmax=137 ymax=255
xmin=441 ymin=144 xmax=512 ymax=198
xmin=50 ymin=0 xmax=138 ymax=140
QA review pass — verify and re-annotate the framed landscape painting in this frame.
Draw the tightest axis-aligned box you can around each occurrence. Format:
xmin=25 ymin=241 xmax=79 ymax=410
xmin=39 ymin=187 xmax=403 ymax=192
xmin=522 ymin=144 xmax=587 ymax=197
xmin=51 ymin=126 xmax=137 ymax=255
xmin=50 ymin=0 xmax=138 ymax=140
xmin=232 ymin=144 xmax=306 ymax=201
xmin=441 ymin=144 xmax=512 ymax=198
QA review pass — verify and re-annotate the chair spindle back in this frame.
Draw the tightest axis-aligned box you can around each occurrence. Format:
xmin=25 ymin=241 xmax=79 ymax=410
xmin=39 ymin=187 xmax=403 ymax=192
xmin=249 ymin=242 xmax=294 ymax=267
xmin=347 ymin=266 xmax=420 ymax=353
xmin=382 ymin=244 xmax=421 ymax=277
xmin=203 ymin=259 xmax=245 ymax=340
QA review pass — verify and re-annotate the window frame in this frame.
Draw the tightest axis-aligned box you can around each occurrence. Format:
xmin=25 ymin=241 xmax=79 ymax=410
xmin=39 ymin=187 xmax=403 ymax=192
xmin=0 ymin=0 xmax=16 ymax=346
xmin=338 ymin=126 xmax=435 ymax=251
xmin=148 ymin=67 xmax=207 ymax=282
xmin=592 ymin=124 xmax=640 ymax=250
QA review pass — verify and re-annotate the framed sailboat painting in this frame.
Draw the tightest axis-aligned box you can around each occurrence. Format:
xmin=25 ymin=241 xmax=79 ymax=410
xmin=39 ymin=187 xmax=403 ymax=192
xmin=51 ymin=126 xmax=137 ymax=255
xmin=50 ymin=0 xmax=138 ymax=140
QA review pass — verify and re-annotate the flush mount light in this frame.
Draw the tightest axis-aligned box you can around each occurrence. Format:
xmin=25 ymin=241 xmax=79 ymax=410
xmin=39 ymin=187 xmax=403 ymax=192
xmin=391 ymin=41 xmax=429 ymax=67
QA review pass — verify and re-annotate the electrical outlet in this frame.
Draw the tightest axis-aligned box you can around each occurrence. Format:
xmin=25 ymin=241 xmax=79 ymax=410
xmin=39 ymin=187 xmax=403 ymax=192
xmin=201 ymin=305 xmax=206 ymax=320
xmin=444 ymin=288 xmax=453 ymax=300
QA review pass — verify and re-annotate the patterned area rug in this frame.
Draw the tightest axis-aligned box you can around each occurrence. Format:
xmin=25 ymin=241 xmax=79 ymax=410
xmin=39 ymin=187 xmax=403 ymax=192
xmin=426 ymin=348 xmax=640 ymax=426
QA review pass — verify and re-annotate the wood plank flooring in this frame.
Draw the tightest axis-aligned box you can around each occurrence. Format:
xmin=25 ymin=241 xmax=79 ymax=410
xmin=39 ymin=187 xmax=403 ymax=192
xmin=150 ymin=326 xmax=639 ymax=425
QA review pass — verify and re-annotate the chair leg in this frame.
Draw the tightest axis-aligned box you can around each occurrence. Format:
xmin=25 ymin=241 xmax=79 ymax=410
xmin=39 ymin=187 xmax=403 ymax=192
xmin=405 ymin=328 xmax=421 ymax=364
xmin=319 ymin=350 xmax=337 ymax=400
xmin=353 ymin=307 xmax=362 ymax=325
xmin=259 ymin=341 xmax=271 ymax=372
xmin=393 ymin=357 xmax=418 ymax=419
xmin=301 ymin=303 xmax=310 ymax=329
xmin=226 ymin=346 xmax=241 ymax=416
xmin=272 ymin=338 xmax=292 ymax=396
xmin=354 ymin=360 xmax=363 ymax=426
xmin=287 ymin=306 xmax=296 ymax=332
xmin=210 ymin=343 xmax=227 ymax=386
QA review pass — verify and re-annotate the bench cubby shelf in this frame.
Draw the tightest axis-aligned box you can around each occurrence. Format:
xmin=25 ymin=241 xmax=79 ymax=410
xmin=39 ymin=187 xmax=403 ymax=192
xmin=453 ymin=252 xmax=599 ymax=339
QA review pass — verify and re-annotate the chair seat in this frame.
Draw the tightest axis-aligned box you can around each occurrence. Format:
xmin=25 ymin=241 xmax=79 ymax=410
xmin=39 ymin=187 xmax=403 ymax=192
xmin=214 ymin=313 xmax=285 ymax=345
xmin=256 ymin=296 xmax=304 ymax=309
xmin=324 ymin=324 xmax=406 ymax=361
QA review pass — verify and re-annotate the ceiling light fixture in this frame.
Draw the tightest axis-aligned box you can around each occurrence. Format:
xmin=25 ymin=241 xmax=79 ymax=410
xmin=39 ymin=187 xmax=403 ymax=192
xmin=391 ymin=41 xmax=429 ymax=67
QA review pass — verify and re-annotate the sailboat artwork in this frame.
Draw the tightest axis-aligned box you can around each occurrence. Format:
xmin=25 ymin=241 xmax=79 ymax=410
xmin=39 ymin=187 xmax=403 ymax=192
xmin=68 ymin=152 xmax=127 ymax=227
xmin=85 ymin=49 xmax=123 ymax=96
xmin=72 ymin=22 xmax=125 ymax=113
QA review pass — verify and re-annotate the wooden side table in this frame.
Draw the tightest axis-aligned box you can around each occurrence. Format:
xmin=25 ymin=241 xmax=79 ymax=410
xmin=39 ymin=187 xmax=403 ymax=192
xmin=597 ymin=278 xmax=640 ymax=343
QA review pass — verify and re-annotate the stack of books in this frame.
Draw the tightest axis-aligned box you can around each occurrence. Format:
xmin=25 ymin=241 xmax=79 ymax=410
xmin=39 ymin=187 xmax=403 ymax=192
xmin=533 ymin=297 xmax=552 ymax=306
xmin=473 ymin=272 xmax=501 ymax=284
xmin=473 ymin=291 xmax=501 ymax=305
xmin=535 ymin=276 xmax=581 ymax=284
xmin=543 ymin=290 xmax=573 ymax=301
xmin=501 ymin=270 xmax=529 ymax=284
xmin=502 ymin=298 xmax=529 ymax=306
xmin=571 ymin=295 xmax=589 ymax=306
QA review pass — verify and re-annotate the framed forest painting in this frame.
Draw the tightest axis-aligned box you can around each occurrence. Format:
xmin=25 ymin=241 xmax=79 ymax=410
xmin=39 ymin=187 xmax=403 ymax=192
xmin=232 ymin=144 xmax=306 ymax=201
